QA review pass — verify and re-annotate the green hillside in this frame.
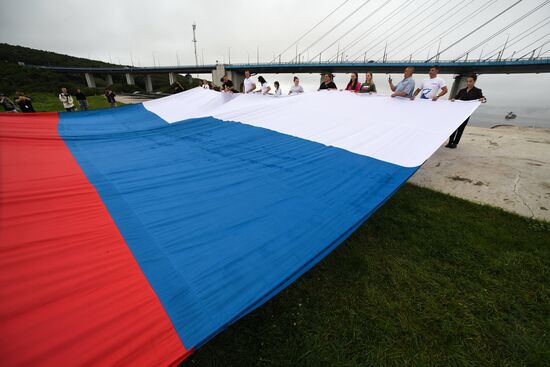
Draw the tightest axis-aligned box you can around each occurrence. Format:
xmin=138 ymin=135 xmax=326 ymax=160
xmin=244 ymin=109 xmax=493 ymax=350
xmin=0 ymin=43 xmax=200 ymax=97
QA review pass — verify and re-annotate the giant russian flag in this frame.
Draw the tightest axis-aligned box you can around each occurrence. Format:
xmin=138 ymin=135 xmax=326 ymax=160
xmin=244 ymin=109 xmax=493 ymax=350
xmin=0 ymin=88 xmax=479 ymax=366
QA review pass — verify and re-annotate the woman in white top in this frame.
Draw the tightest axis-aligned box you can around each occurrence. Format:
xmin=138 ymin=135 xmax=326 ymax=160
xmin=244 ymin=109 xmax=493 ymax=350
xmin=288 ymin=76 xmax=304 ymax=95
xmin=274 ymin=81 xmax=282 ymax=95
xmin=257 ymin=76 xmax=271 ymax=95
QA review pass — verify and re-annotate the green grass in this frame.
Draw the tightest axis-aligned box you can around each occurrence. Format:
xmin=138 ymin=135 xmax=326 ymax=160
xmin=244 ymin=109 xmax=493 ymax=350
xmin=181 ymin=184 xmax=549 ymax=367
xmin=25 ymin=92 xmax=125 ymax=112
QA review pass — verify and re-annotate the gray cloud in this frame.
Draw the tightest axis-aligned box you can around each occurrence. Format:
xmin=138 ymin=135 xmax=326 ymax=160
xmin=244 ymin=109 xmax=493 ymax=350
xmin=1 ymin=0 xmax=549 ymax=126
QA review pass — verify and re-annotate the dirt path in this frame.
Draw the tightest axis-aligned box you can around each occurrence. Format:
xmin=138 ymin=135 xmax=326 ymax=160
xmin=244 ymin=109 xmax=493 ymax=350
xmin=410 ymin=126 xmax=550 ymax=221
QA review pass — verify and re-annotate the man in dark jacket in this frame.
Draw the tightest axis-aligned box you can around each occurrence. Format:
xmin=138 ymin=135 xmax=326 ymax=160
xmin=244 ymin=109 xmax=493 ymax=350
xmin=446 ymin=75 xmax=487 ymax=149
xmin=75 ymin=89 xmax=88 ymax=110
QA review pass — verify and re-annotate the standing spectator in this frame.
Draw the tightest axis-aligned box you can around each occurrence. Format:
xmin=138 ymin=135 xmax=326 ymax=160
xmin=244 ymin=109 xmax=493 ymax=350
xmin=243 ymin=70 xmax=256 ymax=93
xmin=274 ymin=81 xmax=282 ymax=95
xmin=318 ymin=73 xmax=337 ymax=90
xmin=59 ymin=88 xmax=75 ymax=112
xmin=75 ymin=89 xmax=88 ymax=110
xmin=15 ymin=92 xmax=35 ymax=112
xmin=257 ymin=76 xmax=271 ymax=94
xmin=288 ymin=76 xmax=304 ymax=95
xmin=105 ymin=89 xmax=117 ymax=108
xmin=359 ymin=72 xmax=377 ymax=93
xmin=345 ymin=72 xmax=361 ymax=92
xmin=220 ymin=74 xmax=233 ymax=91
xmin=410 ymin=65 xmax=448 ymax=101
xmin=389 ymin=67 xmax=415 ymax=98
xmin=0 ymin=93 xmax=18 ymax=112
xmin=446 ymin=75 xmax=487 ymax=149
xmin=223 ymin=80 xmax=237 ymax=93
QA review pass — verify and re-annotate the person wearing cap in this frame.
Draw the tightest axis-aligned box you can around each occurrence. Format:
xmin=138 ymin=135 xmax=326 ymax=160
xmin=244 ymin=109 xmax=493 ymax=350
xmin=389 ymin=67 xmax=415 ymax=98
xmin=318 ymin=73 xmax=337 ymax=90
xmin=1 ymin=93 xmax=18 ymax=112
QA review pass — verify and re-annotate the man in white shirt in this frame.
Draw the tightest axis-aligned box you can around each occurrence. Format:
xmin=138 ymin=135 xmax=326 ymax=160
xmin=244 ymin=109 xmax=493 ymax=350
xmin=243 ymin=70 xmax=256 ymax=93
xmin=411 ymin=65 xmax=448 ymax=101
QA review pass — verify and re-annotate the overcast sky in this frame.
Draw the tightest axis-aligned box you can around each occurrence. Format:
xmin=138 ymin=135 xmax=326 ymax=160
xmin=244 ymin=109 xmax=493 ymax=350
xmin=1 ymin=0 xmax=549 ymax=124
xmin=2 ymin=0 xmax=549 ymax=66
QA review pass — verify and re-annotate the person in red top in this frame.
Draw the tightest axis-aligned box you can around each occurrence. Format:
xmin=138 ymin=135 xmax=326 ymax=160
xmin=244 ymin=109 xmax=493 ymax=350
xmin=345 ymin=72 xmax=361 ymax=92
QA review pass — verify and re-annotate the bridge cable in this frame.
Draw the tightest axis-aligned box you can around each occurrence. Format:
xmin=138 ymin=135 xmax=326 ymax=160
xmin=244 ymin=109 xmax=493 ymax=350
xmin=270 ymin=0 xmax=351 ymax=63
xmin=513 ymin=34 xmax=550 ymax=59
xmin=308 ymin=0 xmax=393 ymax=62
xmin=348 ymin=0 xmax=439 ymax=62
xmin=288 ymin=0 xmax=373 ymax=63
xmin=328 ymin=0 xmax=417 ymax=62
xmin=385 ymin=0 xmax=476 ymax=61
xmin=359 ymin=0 xmax=457 ymax=62
xmin=405 ymin=0 xmax=498 ymax=62
xmin=452 ymin=0 xmax=550 ymax=61
xmin=481 ymin=16 xmax=550 ymax=61
xmin=426 ymin=0 xmax=524 ymax=62
xmin=329 ymin=1 xmax=413 ymax=61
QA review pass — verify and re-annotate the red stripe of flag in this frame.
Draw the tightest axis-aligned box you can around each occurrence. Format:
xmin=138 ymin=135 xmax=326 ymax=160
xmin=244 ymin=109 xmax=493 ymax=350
xmin=0 ymin=113 xmax=190 ymax=366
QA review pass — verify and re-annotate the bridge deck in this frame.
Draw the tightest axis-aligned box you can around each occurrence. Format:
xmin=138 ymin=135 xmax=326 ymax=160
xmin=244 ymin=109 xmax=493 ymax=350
xmin=31 ymin=58 xmax=550 ymax=75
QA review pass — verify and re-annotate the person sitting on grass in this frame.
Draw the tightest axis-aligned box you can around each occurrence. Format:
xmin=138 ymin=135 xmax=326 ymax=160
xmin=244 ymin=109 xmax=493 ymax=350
xmin=1 ymin=93 xmax=18 ymax=112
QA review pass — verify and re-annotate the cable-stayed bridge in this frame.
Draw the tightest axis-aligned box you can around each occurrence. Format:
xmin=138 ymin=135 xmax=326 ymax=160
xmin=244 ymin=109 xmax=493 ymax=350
xmin=26 ymin=0 xmax=550 ymax=93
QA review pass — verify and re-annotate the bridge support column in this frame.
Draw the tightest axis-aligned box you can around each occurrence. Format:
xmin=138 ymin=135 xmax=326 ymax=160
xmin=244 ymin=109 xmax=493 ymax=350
xmin=212 ymin=64 xmax=244 ymax=91
xmin=85 ymin=73 xmax=96 ymax=88
xmin=228 ymin=71 xmax=244 ymax=92
xmin=125 ymin=73 xmax=135 ymax=85
xmin=105 ymin=74 xmax=113 ymax=86
xmin=212 ymin=64 xmax=225 ymax=88
xmin=145 ymin=74 xmax=153 ymax=93
xmin=449 ymin=74 xmax=467 ymax=99
xmin=168 ymin=72 xmax=177 ymax=85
